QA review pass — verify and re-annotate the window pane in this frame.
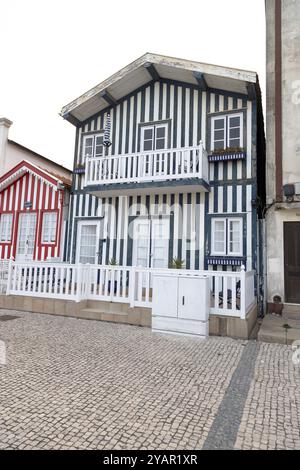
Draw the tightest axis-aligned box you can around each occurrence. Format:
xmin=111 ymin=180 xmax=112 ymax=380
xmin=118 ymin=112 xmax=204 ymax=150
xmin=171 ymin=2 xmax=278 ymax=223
xmin=214 ymin=141 xmax=224 ymax=150
xmin=155 ymin=138 xmax=165 ymax=150
xmin=214 ymin=119 xmax=225 ymax=130
xmin=143 ymin=140 xmax=153 ymax=151
xmin=229 ymin=220 xmax=241 ymax=254
xmin=156 ymin=127 xmax=166 ymax=138
xmin=213 ymin=220 xmax=225 ymax=254
xmin=229 ymin=138 xmax=240 ymax=147
xmin=229 ymin=127 xmax=240 ymax=139
xmin=42 ymin=212 xmax=57 ymax=243
xmin=214 ymin=130 xmax=225 ymax=141
xmin=0 ymin=214 xmax=13 ymax=242
xmin=229 ymin=117 xmax=240 ymax=128
xmin=144 ymin=129 xmax=153 ymax=140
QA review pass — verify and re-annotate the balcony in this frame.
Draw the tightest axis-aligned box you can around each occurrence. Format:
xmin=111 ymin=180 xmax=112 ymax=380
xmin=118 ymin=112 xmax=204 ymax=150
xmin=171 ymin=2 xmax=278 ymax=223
xmin=84 ymin=143 xmax=209 ymax=196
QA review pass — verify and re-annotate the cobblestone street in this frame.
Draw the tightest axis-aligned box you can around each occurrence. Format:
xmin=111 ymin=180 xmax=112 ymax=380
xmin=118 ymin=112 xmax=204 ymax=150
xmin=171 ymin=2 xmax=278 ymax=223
xmin=0 ymin=310 xmax=299 ymax=450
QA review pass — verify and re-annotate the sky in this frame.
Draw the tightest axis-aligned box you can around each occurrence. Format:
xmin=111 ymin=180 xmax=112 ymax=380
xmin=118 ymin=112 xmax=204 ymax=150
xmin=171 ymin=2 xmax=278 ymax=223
xmin=1 ymin=0 xmax=266 ymax=170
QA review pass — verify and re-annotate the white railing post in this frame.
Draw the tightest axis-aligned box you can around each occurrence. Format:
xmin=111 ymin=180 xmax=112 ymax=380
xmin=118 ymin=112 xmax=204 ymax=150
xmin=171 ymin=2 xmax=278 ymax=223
xmin=129 ymin=267 xmax=135 ymax=308
xmin=6 ymin=258 xmax=14 ymax=296
xmin=76 ymin=263 xmax=82 ymax=303
xmin=240 ymin=265 xmax=246 ymax=319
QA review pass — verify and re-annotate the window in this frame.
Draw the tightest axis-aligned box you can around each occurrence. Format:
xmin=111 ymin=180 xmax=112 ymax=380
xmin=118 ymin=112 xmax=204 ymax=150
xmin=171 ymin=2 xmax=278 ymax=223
xmin=141 ymin=124 xmax=168 ymax=152
xmin=41 ymin=212 xmax=57 ymax=244
xmin=211 ymin=218 xmax=243 ymax=256
xmin=211 ymin=114 xmax=243 ymax=151
xmin=82 ymin=134 xmax=104 ymax=159
xmin=0 ymin=214 xmax=13 ymax=242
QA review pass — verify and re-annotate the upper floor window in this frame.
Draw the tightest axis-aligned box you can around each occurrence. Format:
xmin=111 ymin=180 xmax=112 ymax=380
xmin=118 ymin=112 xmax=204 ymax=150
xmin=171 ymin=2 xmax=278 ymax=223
xmin=0 ymin=214 xmax=13 ymax=242
xmin=211 ymin=113 xmax=243 ymax=151
xmin=211 ymin=217 xmax=243 ymax=256
xmin=41 ymin=212 xmax=57 ymax=244
xmin=141 ymin=124 xmax=168 ymax=152
xmin=82 ymin=134 xmax=104 ymax=158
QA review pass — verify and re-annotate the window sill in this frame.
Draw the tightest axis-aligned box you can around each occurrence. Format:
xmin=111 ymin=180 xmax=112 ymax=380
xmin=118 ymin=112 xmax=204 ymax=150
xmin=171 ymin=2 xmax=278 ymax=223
xmin=207 ymin=256 xmax=245 ymax=266
xmin=208 ymin=151 xmax=246 ymax=162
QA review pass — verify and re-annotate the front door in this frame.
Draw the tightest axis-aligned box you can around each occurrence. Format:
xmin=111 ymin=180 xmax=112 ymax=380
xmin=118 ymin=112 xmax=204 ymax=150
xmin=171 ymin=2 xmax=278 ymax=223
xmin=76 ymin=221 xmax=101 ymax=264
xmin=16 ymin=212 xmax=37 ymax=261
xmin=133 ymin=218 xmax=169 ymax=268
xmin=284 ymin=222 xmax=300 ymax=303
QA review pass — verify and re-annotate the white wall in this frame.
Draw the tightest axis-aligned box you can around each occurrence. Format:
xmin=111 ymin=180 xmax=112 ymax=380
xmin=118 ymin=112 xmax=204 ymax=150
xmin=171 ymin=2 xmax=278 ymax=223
xmin=0 ymin=118 xmax=71 ymax=180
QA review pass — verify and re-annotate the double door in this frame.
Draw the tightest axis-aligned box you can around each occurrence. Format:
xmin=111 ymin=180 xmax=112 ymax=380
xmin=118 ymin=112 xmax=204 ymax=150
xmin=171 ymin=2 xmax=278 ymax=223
xmin=133 ymin=218 xmax=169 ymax=269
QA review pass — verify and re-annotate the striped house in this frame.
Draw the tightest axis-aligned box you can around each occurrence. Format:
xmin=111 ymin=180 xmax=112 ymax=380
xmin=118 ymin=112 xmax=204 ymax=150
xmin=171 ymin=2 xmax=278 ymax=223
xmin=61 ymin=54 xmax=265 ymax=287
xmin=0 ymin=160 xmax=71 ymax=261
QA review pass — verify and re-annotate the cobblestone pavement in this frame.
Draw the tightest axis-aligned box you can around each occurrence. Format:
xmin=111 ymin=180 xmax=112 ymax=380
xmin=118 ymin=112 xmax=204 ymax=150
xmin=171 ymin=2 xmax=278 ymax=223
xmin=0 ymin=310 xmax=299 ymax=450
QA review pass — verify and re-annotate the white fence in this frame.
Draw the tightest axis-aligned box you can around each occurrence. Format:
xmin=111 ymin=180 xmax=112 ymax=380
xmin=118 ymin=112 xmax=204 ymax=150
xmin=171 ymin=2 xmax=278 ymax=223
xmin=85 ymin=142 xmax=209 ymax=187
xmin=3 ymin=261 xmax=256 ymax=319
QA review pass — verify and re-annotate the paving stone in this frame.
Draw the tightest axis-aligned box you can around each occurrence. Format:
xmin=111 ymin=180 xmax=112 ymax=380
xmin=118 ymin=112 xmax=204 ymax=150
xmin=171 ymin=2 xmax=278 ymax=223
xmin=0 ymin=309 xmax=299 ymax=449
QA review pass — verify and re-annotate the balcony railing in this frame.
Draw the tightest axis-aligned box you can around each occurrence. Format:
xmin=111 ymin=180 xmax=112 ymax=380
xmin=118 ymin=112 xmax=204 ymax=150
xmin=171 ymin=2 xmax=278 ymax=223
xmin=4 ymin=261 xmax=256 ymax=319
xmin=84 ymin=142 xmax=209 ymax=187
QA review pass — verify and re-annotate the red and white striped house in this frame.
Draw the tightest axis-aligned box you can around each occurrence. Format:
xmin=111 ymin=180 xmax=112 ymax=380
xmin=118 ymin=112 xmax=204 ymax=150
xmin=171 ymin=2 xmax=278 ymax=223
xmin=0 ymin=160 xmax=71 ymax=261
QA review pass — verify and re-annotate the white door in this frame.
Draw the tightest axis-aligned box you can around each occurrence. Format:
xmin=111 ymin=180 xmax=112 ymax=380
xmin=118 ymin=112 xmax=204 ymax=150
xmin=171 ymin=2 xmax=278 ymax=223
xmin=132 ymin=218 xmax=169 ymax=268
xmin=132 ymin=219 xmax=151 ymax=267
xmin=150 ymin=218 xmax=169 ymax=268
xmin=16 ymin=213 xmax=37 ymax=261
xmin=76 ymin=221 xmax=101 ymax=264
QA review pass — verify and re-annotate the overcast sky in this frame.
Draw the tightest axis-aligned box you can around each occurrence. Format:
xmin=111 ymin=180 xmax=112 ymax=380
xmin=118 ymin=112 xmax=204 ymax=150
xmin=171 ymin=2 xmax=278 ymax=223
xmin=1 ymin=0 xmax=266 ymax=169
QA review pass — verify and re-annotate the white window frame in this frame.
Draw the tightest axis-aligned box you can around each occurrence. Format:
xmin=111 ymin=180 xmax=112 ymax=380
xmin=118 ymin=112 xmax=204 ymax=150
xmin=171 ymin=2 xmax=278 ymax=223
xmin=227 ymin=113 xmax=243 ymax=148
xmin=211 ymin=218 xmax=227 ymax=256
xmin=227 ymin=217 xmax=243 ymax=256
xmin=211 ymin=217 xmax=243 ymax=257
xmin=211 ymin=116 xmax=226 ymax=152
xmin=141 ymin=123 xmax=168 ymax=152
xmin=82 ymin=133 xmax=104 ymax=159
xmin=211 ymin=113 xmax=243 ymax=151
xmin=0 ymin=213 xmax=13 ymax=242
xmin=76 ymin=220 xmax=101 ymax=264
xmin=41 ymin=212 xmax=58 ymax=244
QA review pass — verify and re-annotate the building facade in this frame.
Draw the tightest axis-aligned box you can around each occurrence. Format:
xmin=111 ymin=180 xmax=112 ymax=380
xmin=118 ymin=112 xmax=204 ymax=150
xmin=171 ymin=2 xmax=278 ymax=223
xmin=265 ymin=0 xmax=300 ymax=307
xmin=0 ymin=119 xmax=72 ymax=261
xmin=61 ymin=54 xmax=265 ymax=288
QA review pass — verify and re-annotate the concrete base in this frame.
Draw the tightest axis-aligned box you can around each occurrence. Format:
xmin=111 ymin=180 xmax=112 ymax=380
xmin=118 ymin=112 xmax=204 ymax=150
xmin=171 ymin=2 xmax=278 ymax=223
xmin=258 ymin=313 xmax=300 ymax=345
xmin=209 ymin=303 xmax=258 ymax=340
xmin=0 ymin=294 xmax=257 ymax=339
xmin=0 ymin=295 xmax=151 ymax=328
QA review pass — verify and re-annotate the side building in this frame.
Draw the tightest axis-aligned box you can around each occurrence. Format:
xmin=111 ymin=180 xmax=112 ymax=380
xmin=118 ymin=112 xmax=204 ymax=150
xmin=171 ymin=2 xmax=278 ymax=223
xmin=0 ymin=118 xmax=71 ymax=261
xmin=265 ymin=0 xmax=300 ymax=309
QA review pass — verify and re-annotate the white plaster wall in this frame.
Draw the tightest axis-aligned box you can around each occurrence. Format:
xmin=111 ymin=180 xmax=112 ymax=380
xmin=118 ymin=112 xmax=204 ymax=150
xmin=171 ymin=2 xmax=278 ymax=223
xmin=282 ymin=0 xmax=300 ymax=186
xmin=266 ymin=207 xmax=300 ymax=302
xmin=4 ymin=142 xmax=71 ymax=179
xmin=265 ymin=0 xmax=276 ymax=205
xmin=265 ymin=0 xmax=300 ymax=303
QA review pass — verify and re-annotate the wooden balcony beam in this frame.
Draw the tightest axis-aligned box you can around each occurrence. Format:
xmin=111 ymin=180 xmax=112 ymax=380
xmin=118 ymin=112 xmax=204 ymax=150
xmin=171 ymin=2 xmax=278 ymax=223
xmin=99 ymin=89 xmax=118 ymax=106
xmin=144 ymin=62 xmax=160 ymax=81
xmin=193 ymin=72 xmax=208 ymax=91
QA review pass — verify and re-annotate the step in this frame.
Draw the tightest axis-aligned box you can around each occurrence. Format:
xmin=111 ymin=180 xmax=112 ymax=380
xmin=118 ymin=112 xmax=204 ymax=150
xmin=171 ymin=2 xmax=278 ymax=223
xmin=282 ymin=303 xmax=300 ymax=316
xmin=258 ymin=314 xmax=300 ymax=345
xmin=79 ymin=308 xmax=128 ymax=323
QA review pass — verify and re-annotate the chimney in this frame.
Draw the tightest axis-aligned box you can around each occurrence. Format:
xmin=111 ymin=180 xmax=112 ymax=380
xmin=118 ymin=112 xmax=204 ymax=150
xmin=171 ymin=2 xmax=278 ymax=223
xmin=0 ymin=118 xmax=13 ymax=174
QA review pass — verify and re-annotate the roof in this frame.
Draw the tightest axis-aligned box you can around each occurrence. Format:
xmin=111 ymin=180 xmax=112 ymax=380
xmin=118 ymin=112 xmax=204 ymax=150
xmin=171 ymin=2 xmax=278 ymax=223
xmin=61 ymin=52 xmax=258 ymax=125
xmin=8 ymin=139 xmax=72 ymax=173
xmin=0 ymin=160 xmax=72 ymax=193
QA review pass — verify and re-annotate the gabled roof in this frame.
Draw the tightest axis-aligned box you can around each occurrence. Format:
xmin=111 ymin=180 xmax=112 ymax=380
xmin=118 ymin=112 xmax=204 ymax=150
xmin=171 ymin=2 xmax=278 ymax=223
xmin=60 ymin=52 xmax=258 ymax=125
xmin=8 ymin=139 xmax=72 ymax=173
xmin=0 ymin=160 xmax=72 ymax=193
